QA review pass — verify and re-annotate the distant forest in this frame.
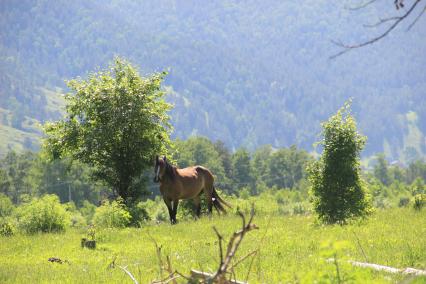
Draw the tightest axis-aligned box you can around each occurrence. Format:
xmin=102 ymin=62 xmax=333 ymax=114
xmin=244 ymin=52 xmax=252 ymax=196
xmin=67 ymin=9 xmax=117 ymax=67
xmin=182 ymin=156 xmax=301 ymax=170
xmin=1 ymin=0 xmax=425 ymax=161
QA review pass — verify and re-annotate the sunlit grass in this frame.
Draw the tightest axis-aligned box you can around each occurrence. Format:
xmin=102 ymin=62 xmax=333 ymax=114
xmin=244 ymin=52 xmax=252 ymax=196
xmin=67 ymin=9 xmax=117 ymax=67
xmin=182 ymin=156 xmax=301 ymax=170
xmin=0 ymin=208 xmax=425 ymax=283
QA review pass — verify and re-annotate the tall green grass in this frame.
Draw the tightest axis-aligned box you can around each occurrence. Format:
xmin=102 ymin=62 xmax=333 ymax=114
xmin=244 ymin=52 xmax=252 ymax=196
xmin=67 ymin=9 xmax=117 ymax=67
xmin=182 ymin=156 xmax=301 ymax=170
xmin=0 ymin=208 xmax=425 ymax=283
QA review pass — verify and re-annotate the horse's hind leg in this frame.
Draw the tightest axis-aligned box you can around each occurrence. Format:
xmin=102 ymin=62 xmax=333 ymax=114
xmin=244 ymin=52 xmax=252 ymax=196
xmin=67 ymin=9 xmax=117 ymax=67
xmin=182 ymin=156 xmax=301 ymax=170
xmin=204 ymin=187 xmax=213 ymax=216
xmin=193 ymin=196 xmax=201 ymax=218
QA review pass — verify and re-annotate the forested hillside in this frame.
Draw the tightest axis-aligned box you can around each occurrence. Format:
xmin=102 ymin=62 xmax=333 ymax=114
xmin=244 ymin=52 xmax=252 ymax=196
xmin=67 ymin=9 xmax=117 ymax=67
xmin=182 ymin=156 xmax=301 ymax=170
xmin=1 ymin=0 xmax=425 ymax=161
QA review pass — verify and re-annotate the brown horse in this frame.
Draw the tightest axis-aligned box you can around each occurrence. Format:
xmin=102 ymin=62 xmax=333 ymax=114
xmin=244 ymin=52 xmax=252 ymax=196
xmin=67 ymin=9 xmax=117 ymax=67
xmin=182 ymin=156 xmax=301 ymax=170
xmin=153 ymin=155 xmax=230 ymax=224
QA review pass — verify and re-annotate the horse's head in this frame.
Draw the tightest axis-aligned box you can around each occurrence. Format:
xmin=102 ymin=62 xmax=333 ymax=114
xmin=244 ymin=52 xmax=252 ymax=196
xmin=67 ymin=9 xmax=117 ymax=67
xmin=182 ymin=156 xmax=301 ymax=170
xmin=153 ymin=155 xmax=167 ymax=183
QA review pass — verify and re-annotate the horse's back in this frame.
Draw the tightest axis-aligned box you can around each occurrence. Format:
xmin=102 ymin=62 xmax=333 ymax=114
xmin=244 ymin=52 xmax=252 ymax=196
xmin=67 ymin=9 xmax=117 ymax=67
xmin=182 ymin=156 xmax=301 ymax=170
xmin=177 ymin=166 xmax=213 ymax=180
xmin=176 ymin=166 xmax=199 ymax=179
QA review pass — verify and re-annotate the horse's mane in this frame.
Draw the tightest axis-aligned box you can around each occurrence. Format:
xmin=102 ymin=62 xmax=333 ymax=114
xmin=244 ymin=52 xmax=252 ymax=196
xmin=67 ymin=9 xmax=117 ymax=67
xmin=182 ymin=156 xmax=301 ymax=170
xmin=164 ymin=159 xmax=176 ymax=180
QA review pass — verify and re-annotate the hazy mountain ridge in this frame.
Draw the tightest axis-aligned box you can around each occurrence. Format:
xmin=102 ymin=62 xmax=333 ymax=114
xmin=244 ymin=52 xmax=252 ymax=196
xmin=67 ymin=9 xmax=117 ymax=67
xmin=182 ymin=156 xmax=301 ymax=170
xmin=0 ymin=0 xmax=425 ymax=160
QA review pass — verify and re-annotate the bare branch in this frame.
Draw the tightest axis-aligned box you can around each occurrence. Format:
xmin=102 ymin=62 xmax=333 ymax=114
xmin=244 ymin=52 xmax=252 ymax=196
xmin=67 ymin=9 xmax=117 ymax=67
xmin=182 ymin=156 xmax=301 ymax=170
xmin=213 ymin=226 xmax=224 ymax=270
xmin=407 ymin=4 xmax=426 ymax=30
xmin=151 ymin=209 xmax=259 ymax=283
xmin=331 ymin=0 xmax=423 ymax=59
xmin=217 ymin=209 xmax=259 ymax=277
xmin=363 ymin=16 xmax=400 ymax=28
xmin=229 ymin=250 xmax=258 ymax=271
xmin=346 ymin=0 xmax=378 ymax=11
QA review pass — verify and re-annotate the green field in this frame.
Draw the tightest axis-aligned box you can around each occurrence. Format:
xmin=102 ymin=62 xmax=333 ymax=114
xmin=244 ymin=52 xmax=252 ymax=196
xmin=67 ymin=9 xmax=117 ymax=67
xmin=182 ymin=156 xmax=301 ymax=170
xmin=1 ymin=208 xmax=425 ymax=283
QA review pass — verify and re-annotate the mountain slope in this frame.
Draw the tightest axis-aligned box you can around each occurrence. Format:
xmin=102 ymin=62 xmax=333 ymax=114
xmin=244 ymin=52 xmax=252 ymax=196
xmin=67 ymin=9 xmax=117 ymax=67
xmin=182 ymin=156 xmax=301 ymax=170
xmin=0 ymin=0 xmax=425 ymax=160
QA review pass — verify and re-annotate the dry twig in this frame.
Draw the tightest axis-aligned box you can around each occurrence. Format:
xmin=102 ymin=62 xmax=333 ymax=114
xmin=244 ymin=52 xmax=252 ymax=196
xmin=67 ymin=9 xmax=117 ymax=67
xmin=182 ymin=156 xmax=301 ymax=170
xmin=150 ymin=208 xmax=259 ymax=283
xmin=331 ymin=0 xmax=424 ymax=59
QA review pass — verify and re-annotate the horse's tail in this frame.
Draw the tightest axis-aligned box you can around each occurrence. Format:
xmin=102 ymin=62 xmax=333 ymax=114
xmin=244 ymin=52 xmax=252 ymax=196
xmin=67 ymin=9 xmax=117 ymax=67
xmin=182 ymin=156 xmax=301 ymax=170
xmin=212 ymin=186 xmax=231 ymax=214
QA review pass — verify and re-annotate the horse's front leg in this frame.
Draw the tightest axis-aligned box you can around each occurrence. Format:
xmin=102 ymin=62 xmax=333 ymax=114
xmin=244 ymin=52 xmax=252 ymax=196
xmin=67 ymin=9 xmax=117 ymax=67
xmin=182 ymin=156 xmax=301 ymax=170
xmin=163 ymin=197 xmax=174 ymax=224
xmin=171 ymin=199 xmax=179 ymax=224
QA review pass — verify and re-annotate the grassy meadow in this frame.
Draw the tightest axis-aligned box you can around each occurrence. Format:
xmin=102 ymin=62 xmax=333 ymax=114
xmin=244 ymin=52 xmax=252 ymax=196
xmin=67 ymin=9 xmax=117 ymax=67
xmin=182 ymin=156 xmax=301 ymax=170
xmin=0 ymin=208 xmax=425 ymax=283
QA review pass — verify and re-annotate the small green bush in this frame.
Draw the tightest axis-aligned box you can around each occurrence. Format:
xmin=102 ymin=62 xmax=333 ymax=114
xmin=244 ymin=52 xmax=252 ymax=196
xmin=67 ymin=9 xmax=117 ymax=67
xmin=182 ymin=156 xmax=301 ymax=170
xmin=292 ymin=203 xmax=308 ymax=215
xmin=275 ymin=191 xmax=288 ymax=205
xmin=140 ymin=197 xmax=169 ymax=223
xmin=238 ymin=187 xmax=251 ymax=200
xmin=0 ymin=217 xmax=16 ymax=236
xmin=80 ymin=200 xmax=97 ymax=224
xmin=128 ymin=201 xmax=150 ymax=227
xmin=398 ymin=197 xmax=410 ymax=208
xmin=17 ymin=195 xmax=70 ymax=234
xmin=413 ymin=194 xmax=425 ymax=211
xmin=93 ymin=198 xmax=131 ymax=228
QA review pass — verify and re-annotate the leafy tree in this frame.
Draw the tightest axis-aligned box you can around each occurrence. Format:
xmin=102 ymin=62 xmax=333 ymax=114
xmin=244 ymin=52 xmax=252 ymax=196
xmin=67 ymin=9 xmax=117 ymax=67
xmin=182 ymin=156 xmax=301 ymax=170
xmin=0 ymin=168 xmax=10 ymax=197
xmin=406 ymin=160 xmax=426 ymax=184
xmin=213 ymin=140 xmax=233 ymax=190
xmin=231 ymin=148 xmax=254 ymax=193
xmin=373 ymin=153 xmax=392 ymax=186
xmin=388 ymin=164 xmax=405 ymax=183
xmin=251 ymin=145 xmax=273 ymax=187
xmin=0 ymin=193 xmax=14 ymax=217
xmin=44 ymin=58 xmax=172 ymax=202
xmin=267 ymin=145 xmax=310 ymax=189
xmin=35 ymin=157 xmax=105 ymax=206
xmin=0 ymin=151 xmax=37 ymax=203
xmin=308 ymin=102 xmax=371 ymax=224
xmin=214 ymin=140 xmax=232 ymax=180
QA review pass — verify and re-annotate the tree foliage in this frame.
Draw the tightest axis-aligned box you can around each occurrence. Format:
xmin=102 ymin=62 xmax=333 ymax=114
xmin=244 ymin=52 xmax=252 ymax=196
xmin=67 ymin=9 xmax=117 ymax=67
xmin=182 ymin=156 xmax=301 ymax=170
xmin=44 ymin=58 xmax=172 ymax=202
xmin=308 ymin=102 xmax=372 ymax=224
xmin=373 ymin=153 xmax=392 ymax=186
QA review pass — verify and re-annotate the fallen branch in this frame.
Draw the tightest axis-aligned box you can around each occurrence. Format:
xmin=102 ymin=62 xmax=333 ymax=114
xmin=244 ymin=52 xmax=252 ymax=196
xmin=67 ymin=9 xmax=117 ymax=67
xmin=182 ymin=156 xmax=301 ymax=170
xmin=190 ymin=269 xmax=246 ymax=284
xmin=117 ymin=265 xmax=139 ymax=284
xmin=349 ymin=260 xmax=426 ymax=276
xmin=327 ymin=259 xmax=426 ymax=276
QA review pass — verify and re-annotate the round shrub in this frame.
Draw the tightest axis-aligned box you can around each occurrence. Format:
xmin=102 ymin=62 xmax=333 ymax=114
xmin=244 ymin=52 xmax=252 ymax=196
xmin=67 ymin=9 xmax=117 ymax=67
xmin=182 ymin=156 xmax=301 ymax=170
xmin=128 ymin=201 xmax=150 ymax=227
xmin=140 ymin=197 xmax=169 ymax=223
xmin=93 ymin=199 xmax=131 ymax=228
xmin=0 ymin=217 xmax=16 ymax=236
xmin=80 ymin=200 xmax=97 ymax=224
xmin=17 ymin=195 xmax=70 ymax=234
xmin=398 ymin=197 xmax=410 ymax=208
xmin=292 ymin=203 xmax=308 ymax=215
xmin=413 ymin=194 xmax=425 ymax=211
